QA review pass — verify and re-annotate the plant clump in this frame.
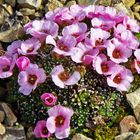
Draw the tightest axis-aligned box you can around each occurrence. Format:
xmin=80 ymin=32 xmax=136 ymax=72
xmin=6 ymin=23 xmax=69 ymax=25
xmin=1 ymin=4 xmax=140 ymax=140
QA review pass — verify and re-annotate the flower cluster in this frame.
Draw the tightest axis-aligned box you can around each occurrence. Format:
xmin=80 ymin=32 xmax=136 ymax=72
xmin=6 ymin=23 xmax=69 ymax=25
xmin=0 ymin=4 xmax=140 ymax=139
xmin=34 ymin=105 xmax=74 ymax=139
xmin=34 ymin=93 xmax=74 ymax=139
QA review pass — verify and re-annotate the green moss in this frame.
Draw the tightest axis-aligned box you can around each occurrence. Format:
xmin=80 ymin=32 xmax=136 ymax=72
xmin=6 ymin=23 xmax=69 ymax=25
xmin=94 ymin=126 xmax=119 ymax=140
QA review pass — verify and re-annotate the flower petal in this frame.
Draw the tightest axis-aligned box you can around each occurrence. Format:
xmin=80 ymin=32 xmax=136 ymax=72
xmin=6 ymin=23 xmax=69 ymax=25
xmin=46 ymin=116 xmax=56 ymax=133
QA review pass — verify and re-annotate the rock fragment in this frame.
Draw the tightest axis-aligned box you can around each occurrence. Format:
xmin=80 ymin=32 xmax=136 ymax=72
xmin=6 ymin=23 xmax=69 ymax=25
xmin=17 ymin=0 xmax=42 ymax=9
xmin=120 ymin=115 xmax=138 ymax=133
xmin=0 ymin=103 xmax=17 ymax=126
xmin=72 ymin=133 xmax=93 ymax=140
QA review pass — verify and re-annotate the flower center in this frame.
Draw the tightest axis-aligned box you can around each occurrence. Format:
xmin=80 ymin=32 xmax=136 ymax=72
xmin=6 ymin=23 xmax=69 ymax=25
xmin=72 ymin=33 xmax=80 ymax=37
xmin=42 ymin=127 xmax=48 ymax=135
xmin=112 ymin=49 xmax=122 ymax=59
xmin=137 ymin=61 xmax=140 ymax=67
xmin=127 ymin=24 xmax=130 ymax=30
xmin=28 ymin=74 xmax=37 ymax=85
xmin=45 ymin=97 xmax=53 ymax=103
xmin=58 ymin=71 xmax=70 ymax=81
xmin=58 ymin=41 xmax=69 ymax=52
xmin=101 ymin=63 xmax=109 ymax=73
xmin=55 ymin=115 xmax=65 ymax=127
xmin=27 ymin=47 xmax=34 ymax=53
xmin=2 ymin=65 xmax=10 ymax=72
xmin=95 ymin=38 xmax=103 ymax=46
xmin=113 ymin=74 xmax=122 ymax=84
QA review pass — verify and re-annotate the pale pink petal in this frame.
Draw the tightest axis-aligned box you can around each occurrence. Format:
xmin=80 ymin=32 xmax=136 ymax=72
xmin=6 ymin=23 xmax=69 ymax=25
xmin=46 ymin=35 xmax=57 ymax=47
xmin=91 ymin=28 xmax=110 ymax=41
xmin=18 ymin=71 xmax=28 ymax=85
xmin=134 ymin=60 xmax=140 ymax=74
xmin=62 ymin=23 xmax=87 ymax=36
xmin=48 ymin=105 xmax=61 ymax=116
xmin=19 ymin=84 xmax=33 ymax=95
xmin=91 ymin=18 xmax=102 ymax=27
xmin=65 ymin=71 xmax=80 ymax=86
xmin=46 ymin=116 xmax=56 ymax=133
xmin=51 ymin=65 xmax=64 ymax=75
xmin=134 ymin=49 xmax=140 ymax=61
xmin=37 ymin=68 xmax=46 ymax=83
xmin=52 ymin=75 xmax=65 ymax=88
xmin=117 ymin=80 xmax=131 ymax=91
xmin=55 ymin=127 xmax=70 ymax=139
xmin=71 ymin=43 xmax=87 ymax=63
xmin=61 ymin=35 xmax=77 ymax=48
xmin=0 ymin=72 xmax=13 ymax=78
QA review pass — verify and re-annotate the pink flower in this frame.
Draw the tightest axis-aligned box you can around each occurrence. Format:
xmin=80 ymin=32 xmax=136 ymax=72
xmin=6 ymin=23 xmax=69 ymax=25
xmin=107 ymin=38 xmax=132 ymax=63
xmin=83 ymin=5 xmax=95 ymax=18
xmin=90 ymin=28 xmax=110 ymax=48
xmin=94 ymin=5 xmax=105 ymax=15
xmin=46 ymin=35 xmax=77 ymax=56
xmin=24 ymin=20 xmax=59 ymax=42
xmin=114 ymin=24 xmax=139 ymax=50
xmin=18 ymin=63 xmax=46 ymax=95
xmin=71 ymin=42 xmax=99 ymax=64
xmin=46 ymin=6 xmax=85 ymax=25
xmin=45 ymin=7 xmax=73 ymax=25
xmin=41 ymin=93 xmax=57 ymax=106
xmin=16 ymin=56 xmax=30 ymax=71
xmin=62 ymin=22 xmax=87 ymax=42
xmin=123 ymin=16 xmax=140 ymax=33
xmin=18 ymin=37 xmax=41 ymax=55
xmin=134 ymin=49 xmax=140 ymax=74
xmin=107 ymin=66 xmax=133 ymax=91
xmin=91 ymin=17 xmax=116 ymax=30
xmin=103 ymin=6 xmax=117 ymax=17
xmin=7 ymin=40 xmax=22 ymax=55
xmin=34 ymin=120 xmax=51 ymax=138
xmin=83 ymin=48 xmax=99 ymax=65
xmin=88 ymin=6 xmax=117 ymax=19
xmin=51 ymin=65 xmax=80 ymax=88
xmin=0 ymin=55 xmax=16 ymax=78
xmin=94 ymin=54 xmax=116 ymax=75
xmin=46 ymin=105 xmax=74 ymax=139
xmin=69 ymin=5 xmax=86 ymax=22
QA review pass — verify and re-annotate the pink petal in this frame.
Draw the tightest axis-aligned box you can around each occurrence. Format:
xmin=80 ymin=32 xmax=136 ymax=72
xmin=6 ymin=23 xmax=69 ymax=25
xmin=18 ymin=71 xmax=28 ymax=85
xmin=91 ymin=18 xmax=102 ymax=27
xmin=65 ymin=71 xmax=80 ymax=86
xmin=55 ymin=127 xmax=70 ymax=139
xmin=71 ymin=43 xmax=87 ymax=63
xmin=19 ymin=84 xmax=32 ymax=95
xmin=134 ymin=60 xmax=140 ymax=74
xmin=48 ymin=105 xmax=60 ymax=116
xmin=62 ymin=23 xmax=87 ymax=36
xmin=46 ymin=116 xmax=56 ymax=133
xmin=0 ymin=72 xmax=13 ymax=79
xmin=52 ymin=75 xmax=65 ymax=88
xmin=118 ymin=80 xmax=131 ymax=91
xmin=51 ymin=65 xmax=64 ymax=75
xmin=37 ymin=68 xmax=46 ymax=83
xmin=134 ymin=49 xmax=140 ymax=61
xmin=62 ymin=35 xmax=77 ymax=48
xmin=91 ymin=28 xmax=110 ymax=41
xmin=46 ymin=35 xmax=57 ymax=47
xmin=16 ymin=56 xmax=30 ymax=71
